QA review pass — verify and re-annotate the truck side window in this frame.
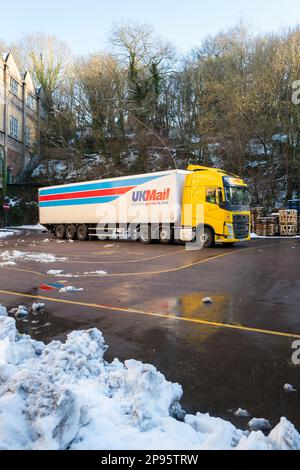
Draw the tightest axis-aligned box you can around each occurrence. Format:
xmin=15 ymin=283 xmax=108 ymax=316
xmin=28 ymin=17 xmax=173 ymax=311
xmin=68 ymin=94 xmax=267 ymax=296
xmin=217 ymin=188 xmax=224 ymax=206
xmin=206 ymin=188 xmax=216 ymax=204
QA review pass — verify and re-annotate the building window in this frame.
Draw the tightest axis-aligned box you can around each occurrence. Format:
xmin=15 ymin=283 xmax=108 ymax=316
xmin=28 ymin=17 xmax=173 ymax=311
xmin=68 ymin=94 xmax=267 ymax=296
xmin=25 ymin=126 xmax=31 ymax=146
xmin=27 ymin=93 xmax=35 ymax=110
xmin=10 ymin=77 xmax=19 ymax=96
xmin=9 ymin=116 xmax=19 ymax=140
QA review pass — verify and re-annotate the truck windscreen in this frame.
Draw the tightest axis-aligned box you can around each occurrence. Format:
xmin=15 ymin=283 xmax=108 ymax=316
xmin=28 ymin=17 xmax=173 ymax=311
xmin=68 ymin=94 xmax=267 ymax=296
xmin=224 ymin=186 xmax=251 ymax=211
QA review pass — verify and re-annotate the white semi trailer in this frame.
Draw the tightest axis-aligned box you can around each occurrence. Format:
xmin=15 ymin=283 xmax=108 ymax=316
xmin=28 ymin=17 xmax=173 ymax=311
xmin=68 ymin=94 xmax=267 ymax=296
xmin=39 ymin=169 xmax=190 ymax=244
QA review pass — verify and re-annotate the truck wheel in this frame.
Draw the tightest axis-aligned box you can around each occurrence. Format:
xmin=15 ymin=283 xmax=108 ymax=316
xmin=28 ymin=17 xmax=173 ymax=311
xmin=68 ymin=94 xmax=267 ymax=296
xmin=159 ymin=225 xmax=172 ymax=245
xmin=197 ymin=226 xmax=215 ymax=248
xmin=77 ymin=224 xmax=88 ymax=241
xmin=140 ymin=225 xmax=152 ymax=244
xmin=66 ymin=224 xmax=77 ymax=240
xmin=129 ymin=226 xmax=139 ymax=241
xmin=55 ymin=224 xmax=66 ymax=240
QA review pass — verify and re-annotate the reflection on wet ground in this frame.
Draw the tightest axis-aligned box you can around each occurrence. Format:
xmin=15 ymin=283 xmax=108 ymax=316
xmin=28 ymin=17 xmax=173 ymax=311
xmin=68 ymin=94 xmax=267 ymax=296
xmin=133 ymin=292 xmax=231 ymax=322
xmin=10 ymin=306 xmax=79 ymax=343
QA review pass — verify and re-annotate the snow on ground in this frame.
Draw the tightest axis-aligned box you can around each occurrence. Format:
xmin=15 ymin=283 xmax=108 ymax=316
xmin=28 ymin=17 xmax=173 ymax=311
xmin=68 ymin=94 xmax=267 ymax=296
xmin=0 ymin=261 xmax=17 ymax=267
xmin=284 ymin=383 xmax=297 ymax=393
xmin=234 ymin=408 xmax=250 ymax=418
xmin=0 ymin=250 xmax=67 ymax=264
xmin=0 ymin=231 xmax=15 ymax=240
xmin=0 ymin=304 xmax=299 ymax=450
xmin=46 ymin=270 xmax=64 ymax=276
xmin=32 ymin=303 xmax=45 ymax=313
xmin=248 ymin=418 xmax=271 ymax=432
xmin=46 ymin=270 xmax=107 ymax=277
xmin=10 ymin=224 xmax=47 ymax=231
xmin=251 ymin=233 xmax=300 ymax=239
xmin=58 ymin=286 xmax=84 ymax=293
xmin=83 ymin=270 xmax=107 ymax=276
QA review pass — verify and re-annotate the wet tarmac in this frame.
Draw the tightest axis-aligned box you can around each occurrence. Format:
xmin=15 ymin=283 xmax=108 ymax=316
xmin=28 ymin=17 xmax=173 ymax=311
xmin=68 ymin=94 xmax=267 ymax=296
xmin=0 ymin=230 xmax=300 ymax=430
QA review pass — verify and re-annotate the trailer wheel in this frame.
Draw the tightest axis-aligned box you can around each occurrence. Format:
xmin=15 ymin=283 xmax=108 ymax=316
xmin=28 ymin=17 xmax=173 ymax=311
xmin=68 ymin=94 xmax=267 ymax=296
xmin=159 ymin=225 xmax=172 ymax=245
xmin=55 ymin=224 xmax=66 ymax=240
xmin=66 ymin=224 xmax=77 ymax=240
xmin=77 ymin=224 xmax=88 ymax=241
xmin=140 ymin=225 xmax=152 ymax=244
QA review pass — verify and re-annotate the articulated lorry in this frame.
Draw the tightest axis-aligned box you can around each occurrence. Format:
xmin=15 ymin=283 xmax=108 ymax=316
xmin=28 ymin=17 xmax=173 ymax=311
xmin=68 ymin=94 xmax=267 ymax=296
xmin=39 ymin=165 xmax=251 ymax=247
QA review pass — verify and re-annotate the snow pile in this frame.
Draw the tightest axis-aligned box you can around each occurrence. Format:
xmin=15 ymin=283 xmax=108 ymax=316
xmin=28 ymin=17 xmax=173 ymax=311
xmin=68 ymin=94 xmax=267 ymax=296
xmin=32 ymin=303 xmax=45 ymax=313
xmin=9 ymin=306 xmax=29 ymax=319
xmin=0 ymin=306 xmax=299 ymax=450
xmin=0 ymin=250 xmax=67 ymax=264
xmin=0 ymin=261 xmax=16 ymax=267
xmin=284 ymin=383 xmax=297 ymax=393
xmin=234 ymin=408 xmax=250 ymax=418
xmin=248 ymin=418 xmax=271 ymax=432
xmin=58 ymin=286 xmax=84 ymax=293
xmin=0 ymin=231 xmax=15 ymax=240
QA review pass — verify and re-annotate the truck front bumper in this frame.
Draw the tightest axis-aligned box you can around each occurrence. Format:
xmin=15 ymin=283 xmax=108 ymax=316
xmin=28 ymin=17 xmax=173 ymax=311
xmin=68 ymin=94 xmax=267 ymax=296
xmin=215 ymin=234 xmax=251 ymax=243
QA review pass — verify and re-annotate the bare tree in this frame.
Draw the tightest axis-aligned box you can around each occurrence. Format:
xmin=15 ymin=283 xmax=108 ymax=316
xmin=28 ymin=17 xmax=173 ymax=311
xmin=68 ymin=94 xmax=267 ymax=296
xmin=12 ymin=32 xmax=72 ymax=109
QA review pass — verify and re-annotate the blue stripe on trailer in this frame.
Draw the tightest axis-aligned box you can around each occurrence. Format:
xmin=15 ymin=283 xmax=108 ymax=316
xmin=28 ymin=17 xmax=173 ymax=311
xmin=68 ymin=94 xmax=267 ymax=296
xmin=39 ymin=195 xmax=119 ymax=207
xmin=40 ymin=174 xmax=166 ymax=196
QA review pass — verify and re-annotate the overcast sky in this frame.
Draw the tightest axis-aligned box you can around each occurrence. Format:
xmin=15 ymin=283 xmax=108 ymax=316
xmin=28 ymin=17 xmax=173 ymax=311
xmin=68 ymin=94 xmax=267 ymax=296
xmin=1 ymin=0 xmax=300 ymax=54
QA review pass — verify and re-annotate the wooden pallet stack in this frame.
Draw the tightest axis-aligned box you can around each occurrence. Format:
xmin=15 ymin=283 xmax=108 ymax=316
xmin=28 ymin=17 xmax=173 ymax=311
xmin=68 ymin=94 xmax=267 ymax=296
xmin=270 ymin=213 xmax=280 ymax=234
xmin=279 ymin=210 xmax=298 ymax=236
xmin=255 ymin=216 xmax=278 ymax=236
xmin=251 ymin=207 xmax=264 ymax=233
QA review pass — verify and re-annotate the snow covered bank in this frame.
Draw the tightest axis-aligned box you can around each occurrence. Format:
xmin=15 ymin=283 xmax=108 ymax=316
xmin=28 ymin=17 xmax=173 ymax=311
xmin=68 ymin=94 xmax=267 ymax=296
xmin=0 ymin=305 xmax=299 ymax=450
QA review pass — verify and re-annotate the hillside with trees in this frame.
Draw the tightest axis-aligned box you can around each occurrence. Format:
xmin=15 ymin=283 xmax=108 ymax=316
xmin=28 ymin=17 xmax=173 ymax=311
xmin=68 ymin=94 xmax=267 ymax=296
xmin=2 ymin=21 xmax=300 ymax=208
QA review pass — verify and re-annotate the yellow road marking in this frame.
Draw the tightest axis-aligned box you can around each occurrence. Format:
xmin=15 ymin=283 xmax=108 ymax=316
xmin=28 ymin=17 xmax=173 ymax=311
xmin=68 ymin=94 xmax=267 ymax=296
xmin=0 ymin=248 xmax=236 ymax=278
xmin=61 ymin=241 xmax=296 ymax=277
xmin=0 ymin=288 xmax=299 ymax=339
xmin=1 ymin=267 xmax=47 ymax=277
xmin=61 ymin=248 xmax=187 ymax=264
xmin=0 ymin=241 xmax=293 ymax=279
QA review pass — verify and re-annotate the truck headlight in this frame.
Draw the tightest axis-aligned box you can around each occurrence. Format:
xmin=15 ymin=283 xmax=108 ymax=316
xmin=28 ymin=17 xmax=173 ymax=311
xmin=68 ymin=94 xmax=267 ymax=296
xmin=225 ymin=223 xmax=234 ymax=237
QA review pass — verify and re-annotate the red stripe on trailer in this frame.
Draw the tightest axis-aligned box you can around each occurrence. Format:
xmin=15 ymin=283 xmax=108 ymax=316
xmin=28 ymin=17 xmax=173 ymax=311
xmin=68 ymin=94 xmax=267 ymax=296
xmin=39 ymin=186 xmax=135 ymax=202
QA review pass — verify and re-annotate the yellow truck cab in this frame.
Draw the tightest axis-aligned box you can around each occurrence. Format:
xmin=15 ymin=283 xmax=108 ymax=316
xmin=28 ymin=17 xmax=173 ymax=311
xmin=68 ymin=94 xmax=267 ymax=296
xmin=182 ymin=165 xmax=251 ymax=247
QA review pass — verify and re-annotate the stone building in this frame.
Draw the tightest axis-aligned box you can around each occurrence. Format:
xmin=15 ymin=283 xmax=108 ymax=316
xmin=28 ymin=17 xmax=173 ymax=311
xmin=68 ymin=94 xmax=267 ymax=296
xmin=0 ymin=51 xmax=46 ymax=187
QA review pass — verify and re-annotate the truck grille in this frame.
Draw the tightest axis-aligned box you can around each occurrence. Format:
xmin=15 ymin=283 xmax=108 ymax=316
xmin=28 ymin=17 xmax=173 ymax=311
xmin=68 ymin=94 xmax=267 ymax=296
xmin=233 ymin=215 xmax=250 ymax=239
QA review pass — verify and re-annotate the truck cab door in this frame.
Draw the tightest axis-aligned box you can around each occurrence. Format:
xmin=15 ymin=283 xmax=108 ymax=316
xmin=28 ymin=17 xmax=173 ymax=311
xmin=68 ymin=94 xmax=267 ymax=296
xmin=205 ymin=187 xmax=225 ymax=235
